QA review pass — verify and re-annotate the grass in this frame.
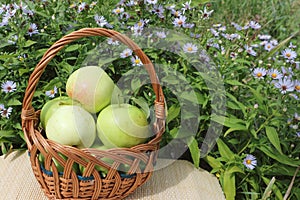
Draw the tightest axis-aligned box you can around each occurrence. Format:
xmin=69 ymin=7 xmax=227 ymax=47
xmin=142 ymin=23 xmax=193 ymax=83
xmin=211 ymin=0 xmax=300 ymax=40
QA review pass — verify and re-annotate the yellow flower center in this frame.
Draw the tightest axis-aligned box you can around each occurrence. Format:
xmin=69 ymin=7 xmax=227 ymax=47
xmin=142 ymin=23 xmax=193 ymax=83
xmin=271 ymin=73 xmax=277 ymax=78
xmin=256 ymin=72 xmax=262 ymax=77
xmin=246 ymin=160 xmax=252 ymax=165
xmin=50 ymin=90 xmax=55 ymax=95
xmin=135 ymin=59 xmax=140 ymax=64
xmin=116 ymin=9 xmax=121 ymax=13
xmin=187 ymin=47 xmax=193 ymax=52
xmin=138 ymin=21 xmax=143 ymax=27
xmin=295 ymin=85 xmax=300 ymax=90
xmin=178 ymin=20 xmax=183 ymax=25
xmin=286 ymin=53 xmax=291 ymax=58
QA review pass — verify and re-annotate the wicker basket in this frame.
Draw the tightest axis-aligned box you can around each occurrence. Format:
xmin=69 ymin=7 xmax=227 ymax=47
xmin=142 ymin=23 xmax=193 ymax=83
xmin=21 ymin=28 xmax=165 ymax=200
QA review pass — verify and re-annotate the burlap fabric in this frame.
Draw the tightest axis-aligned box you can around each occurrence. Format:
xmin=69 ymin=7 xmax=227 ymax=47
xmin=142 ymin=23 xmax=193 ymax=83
xmin=0 ymin=151 xmax=225 ymax=200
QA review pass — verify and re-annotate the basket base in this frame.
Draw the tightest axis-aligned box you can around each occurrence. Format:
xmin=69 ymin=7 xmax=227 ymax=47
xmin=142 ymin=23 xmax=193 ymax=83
xmin=1 ymin=151 xmax=226 ymax=200
xmin=39 ymin=171 xmax=152 ymax=200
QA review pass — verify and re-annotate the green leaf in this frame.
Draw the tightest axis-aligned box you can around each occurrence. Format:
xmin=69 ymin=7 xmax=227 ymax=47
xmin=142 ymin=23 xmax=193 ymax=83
xmin=292 ymin=187 xmax=300 ymax=200
xmin=24 ymin=40 xmax=37 ymax=48
xmin=179 ymin=91 xmax=199 ymax=104
xmin=42 ymin=77 xmax=62 ymax=90
xmin=1 ymin=143 xmax=8 ymax=154
xmin=191 ymin=0 xmax=211 ymax=6
xmin=210 ymin=114 xmax=226 ymax=125
xmin=225 ymin=79 xmax=245 ymax=86
xmin=35 ymin=10 xmax=50 ymax=18
xmin=247 ymin=86 xmax=264 ymax=106
xmin=262 ymin=163 xmax=300 ymax=176
xmin=261 ymin=177 xmax=276 ymax=200
xmin=58 ymin=61 xmax=73 ymax=74
xmin=18 ymin=68 xmax=31 ymax=76
xmin=130 ymin=78 xmax=141 ymax=92
xmin=0 ymin=54 xmax=16 ymax=61
xmin=258 ymin=145 xmax=300 ymax=167
xmin=227 ymin=100 xmax=242 ymax=110
xmin=195 ymin=92 xmax=206 ymax=105
xmin=262 ymin=31 xmax=299 ymax=60
xmin=65 ymin=44 xmax=80 ymax=52
xmin=169 ymin=127 xmax=179 ymax=138
xmin=223 ymin=169 xmax=236 ymax=200
xmin=265 ymin=126 xmax=283 ymax=154
xmin=217 ymin=139 xmax=235 ymax=160
xmin=0 ymin=130 xmax=15 ymax=139
xmin=226 ymin=93 xmax=246 ymax=115
xmin=98 ymin=57 xmax=117 ymax=66
xmin=187 ymin=136 xmax=200 ymax=168
xmin=204 ymin=155 xmax=223 ymax=169
xmin=162 ymin=75 xmax=180 ymax=84
xmin=211 ymin=114 xmax=247 ymax=130
xmin=131 ymin=97 xmax=150 ymax=118
xmin=224 ymin=126 xmax=248 ymax=137
xmin=226 ymin=165 xmax=245 ymax=174
xmin=166 ymin=104 xmax=180 ymax=124
xmin=0 ymin=42 xmax=11 ymax=49
xmin=262 ymin=177 xmax=283 ymax=200
xmin=7 ymin=98 xmax=22 ymax=106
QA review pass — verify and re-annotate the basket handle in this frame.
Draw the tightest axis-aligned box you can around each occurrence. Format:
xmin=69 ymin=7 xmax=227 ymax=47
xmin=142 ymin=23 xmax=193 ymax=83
xmin=21 ymin=28 xmax=165 ymax=147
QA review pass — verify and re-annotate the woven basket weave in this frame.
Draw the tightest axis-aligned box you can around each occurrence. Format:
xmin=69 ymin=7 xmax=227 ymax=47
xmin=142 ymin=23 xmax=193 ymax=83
xmin=21 ymin=28 xmax=165 ymax=200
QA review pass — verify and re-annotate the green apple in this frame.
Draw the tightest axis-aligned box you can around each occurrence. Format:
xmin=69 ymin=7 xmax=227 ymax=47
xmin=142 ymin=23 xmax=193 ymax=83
xmin=80 ymin=145 xmax=113 ymax=176
xmin=96 ymin=104 xmax=151 ymax=148
xmin=40 ymin=96 xmax=81 ymax=129
xmin=91 ymin=145 xmax=131 ymax=174
xmin=38 ymin=153 xmax=80 ymax=174
xmin=66 ymin=66 xmax=115 ymax=113
xmin=46 ymin=105 xmax=96 ymax=148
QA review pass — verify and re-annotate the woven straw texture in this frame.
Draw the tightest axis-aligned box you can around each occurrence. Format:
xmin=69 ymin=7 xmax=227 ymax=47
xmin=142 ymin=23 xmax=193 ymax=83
xmin=21 ymin=28 xmax=165 ymax=199
xmin=0 ymin=151 xmax=225 ymax=200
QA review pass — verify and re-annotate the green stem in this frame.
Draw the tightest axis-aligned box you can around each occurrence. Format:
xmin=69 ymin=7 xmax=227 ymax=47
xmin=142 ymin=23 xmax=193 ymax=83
xmin=239 ymin=110 xmax=278 ymax=154
xmin=238 ymin=172 xmax=251 ymax=189
xmin=254 ymin=111 xmax=276 ymax=136
xmin=238 ymin=138 xmax=252 ymax=155
xmin=54 ymin=60 xmax=65 ymax=88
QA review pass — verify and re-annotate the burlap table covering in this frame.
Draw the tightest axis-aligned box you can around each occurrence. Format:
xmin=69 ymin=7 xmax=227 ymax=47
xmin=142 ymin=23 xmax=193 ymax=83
xmin=0 ymin=151 xmax=225 ymax=200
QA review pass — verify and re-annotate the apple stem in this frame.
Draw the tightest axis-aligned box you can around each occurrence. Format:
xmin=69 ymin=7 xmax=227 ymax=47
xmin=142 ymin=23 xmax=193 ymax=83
xmin=118 ymin=94 xmax=120 ymax=107
xmin=59 ymin=88 xmax=62 ymax=97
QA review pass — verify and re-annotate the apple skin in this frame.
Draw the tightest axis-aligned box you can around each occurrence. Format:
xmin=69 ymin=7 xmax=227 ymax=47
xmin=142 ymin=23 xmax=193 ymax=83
xmin=38 ymin=153 xmax=80 ymax=174
xmin=66 ymin=66 xmax=115 ymax=113
xmin=46 ymin=105 xmax=96 ymax=148
xmin=40 ymin=96 xmax=81 ymax=129
xmin=80 ymin=145 xmax=113 ymax=176
xmin=96 ymin=104 xmax=151 ymax=148
xmin=80 ymin=145 xmax=130 ymax=176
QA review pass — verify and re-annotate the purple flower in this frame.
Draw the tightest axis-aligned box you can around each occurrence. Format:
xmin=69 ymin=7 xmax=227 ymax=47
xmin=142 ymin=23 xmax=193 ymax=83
xmin=274 ymin=78 xmax=294 ymax=94
xmin=27 ymin=23 xmax=39 ymax=36
xmin=1 ymin=80 xmax=17 ymax=93
xmin=243 ymin=154 xmax=257 ymax=170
